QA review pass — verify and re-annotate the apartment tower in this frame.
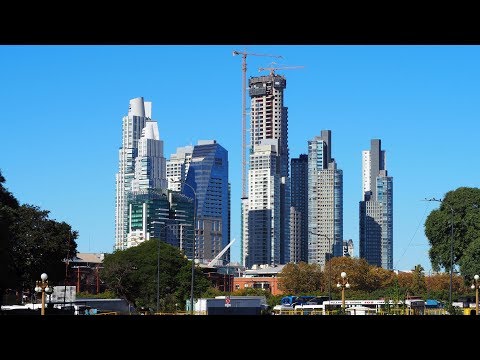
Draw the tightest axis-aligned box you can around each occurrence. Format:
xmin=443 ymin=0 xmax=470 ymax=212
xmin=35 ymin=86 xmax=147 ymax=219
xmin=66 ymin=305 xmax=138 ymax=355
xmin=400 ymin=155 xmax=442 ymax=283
xmin=359 ymin=139 xmax=393 ymax=269
xmin=307 ymin=130 xmax=343 ymax=268
xmin=243 ymin=73 xmax=290 ymax=268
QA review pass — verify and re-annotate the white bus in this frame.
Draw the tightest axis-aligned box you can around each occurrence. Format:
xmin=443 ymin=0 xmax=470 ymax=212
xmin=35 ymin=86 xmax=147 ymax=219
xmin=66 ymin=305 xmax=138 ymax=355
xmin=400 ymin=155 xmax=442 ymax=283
xmin=275 ymin=298 xmax=426 ymax=315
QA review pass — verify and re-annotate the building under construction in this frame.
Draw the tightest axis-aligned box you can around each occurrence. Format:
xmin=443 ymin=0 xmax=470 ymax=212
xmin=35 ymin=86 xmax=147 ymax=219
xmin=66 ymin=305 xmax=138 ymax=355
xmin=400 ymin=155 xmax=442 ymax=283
xmin=242 ymin=73 xmax=291 ymax=268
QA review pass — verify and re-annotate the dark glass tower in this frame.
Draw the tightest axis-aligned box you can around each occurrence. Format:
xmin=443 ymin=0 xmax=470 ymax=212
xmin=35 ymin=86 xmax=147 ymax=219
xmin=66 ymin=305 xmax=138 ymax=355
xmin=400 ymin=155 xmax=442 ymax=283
xmin=290 ymin=154 xmax=308 ymax=263
xmin=184 ymin=140 xmax=230 ymax=264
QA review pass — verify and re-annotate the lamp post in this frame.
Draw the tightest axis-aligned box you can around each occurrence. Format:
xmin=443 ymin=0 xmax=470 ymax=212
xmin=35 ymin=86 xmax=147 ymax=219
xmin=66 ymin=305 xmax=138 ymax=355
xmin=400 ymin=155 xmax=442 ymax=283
xmin=336 ymin=271 xmax=350 ymax=311
xmin=170 ymin=178 xmax=197 ymax=315
xmin=425 ymin=198 xmax=454 ymax=307
xmin=35 ymin=273 xmax=53 ymax=316
xmin=471 ymin=274 xmax=479 ymax=316
xmin=309 ymin=231 xmax=333 ymax=301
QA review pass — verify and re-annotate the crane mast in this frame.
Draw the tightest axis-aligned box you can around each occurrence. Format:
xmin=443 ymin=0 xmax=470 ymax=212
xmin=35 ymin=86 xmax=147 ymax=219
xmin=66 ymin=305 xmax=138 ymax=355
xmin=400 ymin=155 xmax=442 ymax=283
xmin=233 ymin=50 xmax=283 ymax=200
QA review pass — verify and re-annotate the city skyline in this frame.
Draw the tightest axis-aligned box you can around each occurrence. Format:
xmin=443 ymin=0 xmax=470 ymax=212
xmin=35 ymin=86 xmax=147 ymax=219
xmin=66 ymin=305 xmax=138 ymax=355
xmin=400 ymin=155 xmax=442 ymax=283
xmin=2 ymin=45 xmax=480 ymax=273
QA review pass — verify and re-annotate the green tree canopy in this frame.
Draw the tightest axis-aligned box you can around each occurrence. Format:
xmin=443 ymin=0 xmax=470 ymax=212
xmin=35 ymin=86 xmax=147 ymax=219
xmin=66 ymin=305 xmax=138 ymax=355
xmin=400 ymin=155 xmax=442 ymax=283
xmin=411 ymin=264 xmax=427 ymax=295
xmin=0 ymin=170 xmax=19 ymax=293
xmin=101 ymin=239 xmax=211 ymax=311
xmin=424 ymin=187 xmax=480 ymax=274
xmin=0 ymin=170 xmax=77 ymax=299
xmin=9 ymin=205 xmax=77 ymax=288
xmin=458 ymin=237 xmax=480 ymax=281
xmin=0 ymin=170 xmax=19 ymax=209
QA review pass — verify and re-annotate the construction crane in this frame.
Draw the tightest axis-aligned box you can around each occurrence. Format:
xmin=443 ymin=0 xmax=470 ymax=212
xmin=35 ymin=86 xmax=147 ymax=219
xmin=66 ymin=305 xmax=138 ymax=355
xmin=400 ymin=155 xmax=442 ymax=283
xmin=258 ymin=63 xmax=305 ymax=76
xmin=207 ymin=238 xmax=236 ymax=267
xmin=233 ymin=50 xmax=283 ymax=200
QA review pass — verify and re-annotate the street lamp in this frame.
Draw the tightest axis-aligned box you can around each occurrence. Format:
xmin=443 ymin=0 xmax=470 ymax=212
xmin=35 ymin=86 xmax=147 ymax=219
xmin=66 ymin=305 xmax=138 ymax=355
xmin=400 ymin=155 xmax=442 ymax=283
xmin=309 ymin=231 xmax=333 ymax=301
xmin=425 ymin=198 xmax=454 ymax=307
xmin=336 ymin=271 xmax=350 ymax=311
xmin=471 ymin=274 xmax=479 ymax=316
xmin=34 ymin=273 xmax=53 ymax=316
xmin=170 ymin=178 xmax=197 ymax=315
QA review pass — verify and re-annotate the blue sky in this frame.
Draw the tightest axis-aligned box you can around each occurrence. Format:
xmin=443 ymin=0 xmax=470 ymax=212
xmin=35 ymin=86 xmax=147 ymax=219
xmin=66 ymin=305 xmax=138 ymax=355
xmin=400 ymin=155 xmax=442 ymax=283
xmin=1 ymin=45 xmax=479 ymax=272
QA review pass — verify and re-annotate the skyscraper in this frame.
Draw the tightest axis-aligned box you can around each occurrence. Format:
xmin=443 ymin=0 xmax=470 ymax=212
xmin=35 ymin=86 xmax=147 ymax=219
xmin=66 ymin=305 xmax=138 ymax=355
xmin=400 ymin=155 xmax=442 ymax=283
xmin=290 ymin=154 xmax=308 ymax=263
xmin=184 ymin=140 xmax=230 ymax=264
xmin=243 ymin=73 xmax=290 ymax=268
xmin=359 ymin=139 xmax=393 ymax=269
xmin=307 ymin=130 xmax=343 ymax=268
xmin=115 ymin=97 xmax=167 ymax=250
xmin=166 ymin=145 xmax=194 ymax=192
xmin=126 ymin=189 xmax=170 ymax=248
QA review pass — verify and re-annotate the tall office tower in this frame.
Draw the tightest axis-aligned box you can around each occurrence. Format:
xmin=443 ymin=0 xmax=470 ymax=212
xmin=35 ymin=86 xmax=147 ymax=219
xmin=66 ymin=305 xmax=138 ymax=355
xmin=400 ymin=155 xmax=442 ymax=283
xmin=184 ymin=140 xmax=230 ymax=263
xmin=169 ymin=191 xmax=195 ymax=258
xmin=166 ymin=145 xmax=194 ymax=192
xmin=343 ymin=239 xmax=354 ymax=257
xmin=290 ymin=154 xmax=309 ymax=263
xmin=242 ymin=73 xmax=290 ymax=268
xmin=307 ymin=130 xmax=343 ymax=268
xmin=359 ymin=139 xmax=393 ymax=269
xmin=126 ymin=189 xmax=170 ymax=248
xmin=115 ymin=97 xmax=166 ymax=250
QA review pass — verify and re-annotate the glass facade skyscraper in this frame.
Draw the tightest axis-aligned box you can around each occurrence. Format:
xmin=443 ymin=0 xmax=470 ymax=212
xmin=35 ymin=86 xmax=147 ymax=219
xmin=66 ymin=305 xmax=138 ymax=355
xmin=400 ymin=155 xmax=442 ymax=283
xmin=359 ymin=139 xmax=393 ymax=269
xmin=184 ymin=140 xmax=230 ymax=264
xmin=290 ymin=154 xmax=308 ymax=263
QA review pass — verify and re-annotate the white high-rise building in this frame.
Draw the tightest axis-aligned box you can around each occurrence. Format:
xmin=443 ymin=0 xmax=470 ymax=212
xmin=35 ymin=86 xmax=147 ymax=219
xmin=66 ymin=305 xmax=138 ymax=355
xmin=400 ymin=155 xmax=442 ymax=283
xmin=307 ymin=130 xmax=343 ymax=268
xmin=362 ymin=146 xmax=386 ymax=198
xmin=245 ymin=140 xmax=281 ymax=268
xmin=132 ymin=121 xmax=167 ymax=192
xmin=115 ymin=97 xmax=166 ymax=251
xmin=166 ymin=145 xmax=194 ymax=191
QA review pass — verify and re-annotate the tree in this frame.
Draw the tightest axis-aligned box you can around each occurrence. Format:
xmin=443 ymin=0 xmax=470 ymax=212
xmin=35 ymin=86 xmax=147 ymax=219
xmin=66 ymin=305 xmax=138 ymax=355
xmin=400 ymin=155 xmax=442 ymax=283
xmin=397 ymin=272 xmax=414 ymax=293
xmin=0 ymin=170 xmax=19 ymax=209
xmin=278 ymin=262 xmax=323 ymax=294
xmin=8 ymin=204 xmax=77 ymax=290
xmin=458 ymin=236 xmax=480 ymax=281
xmin=101 ymin=239 xmax=211 ymax=310
xmin=411 ymin=264 xmax=426 ymax=296
xmin=328 ymin=257 xmax=371 ymax=292
xmin=425 ymin=187 xmax=480 ymax=273
xmin=425 ymin=273 xmax=468 ymax=301
xmin=0 ymin=170 xmax=78 ymax=300
xmin=0 ymin=170 xmax=19 ymax=297
xmin=366 ymin=266 xmax=396 ymax=292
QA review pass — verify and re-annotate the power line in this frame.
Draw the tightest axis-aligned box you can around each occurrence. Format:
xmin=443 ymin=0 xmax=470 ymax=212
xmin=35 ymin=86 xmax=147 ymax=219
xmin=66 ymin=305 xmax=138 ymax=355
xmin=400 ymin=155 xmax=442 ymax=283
xmin=394 ymin=200 xmax=432 ymax=270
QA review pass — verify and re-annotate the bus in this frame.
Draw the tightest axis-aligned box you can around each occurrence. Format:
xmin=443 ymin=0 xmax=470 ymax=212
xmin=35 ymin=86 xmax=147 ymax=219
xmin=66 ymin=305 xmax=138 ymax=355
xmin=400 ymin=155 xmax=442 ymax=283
xmin=274 ymin=298 xmax=428 ymax=315
xmin=272 ymin=296 xmax=329 ymax=314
